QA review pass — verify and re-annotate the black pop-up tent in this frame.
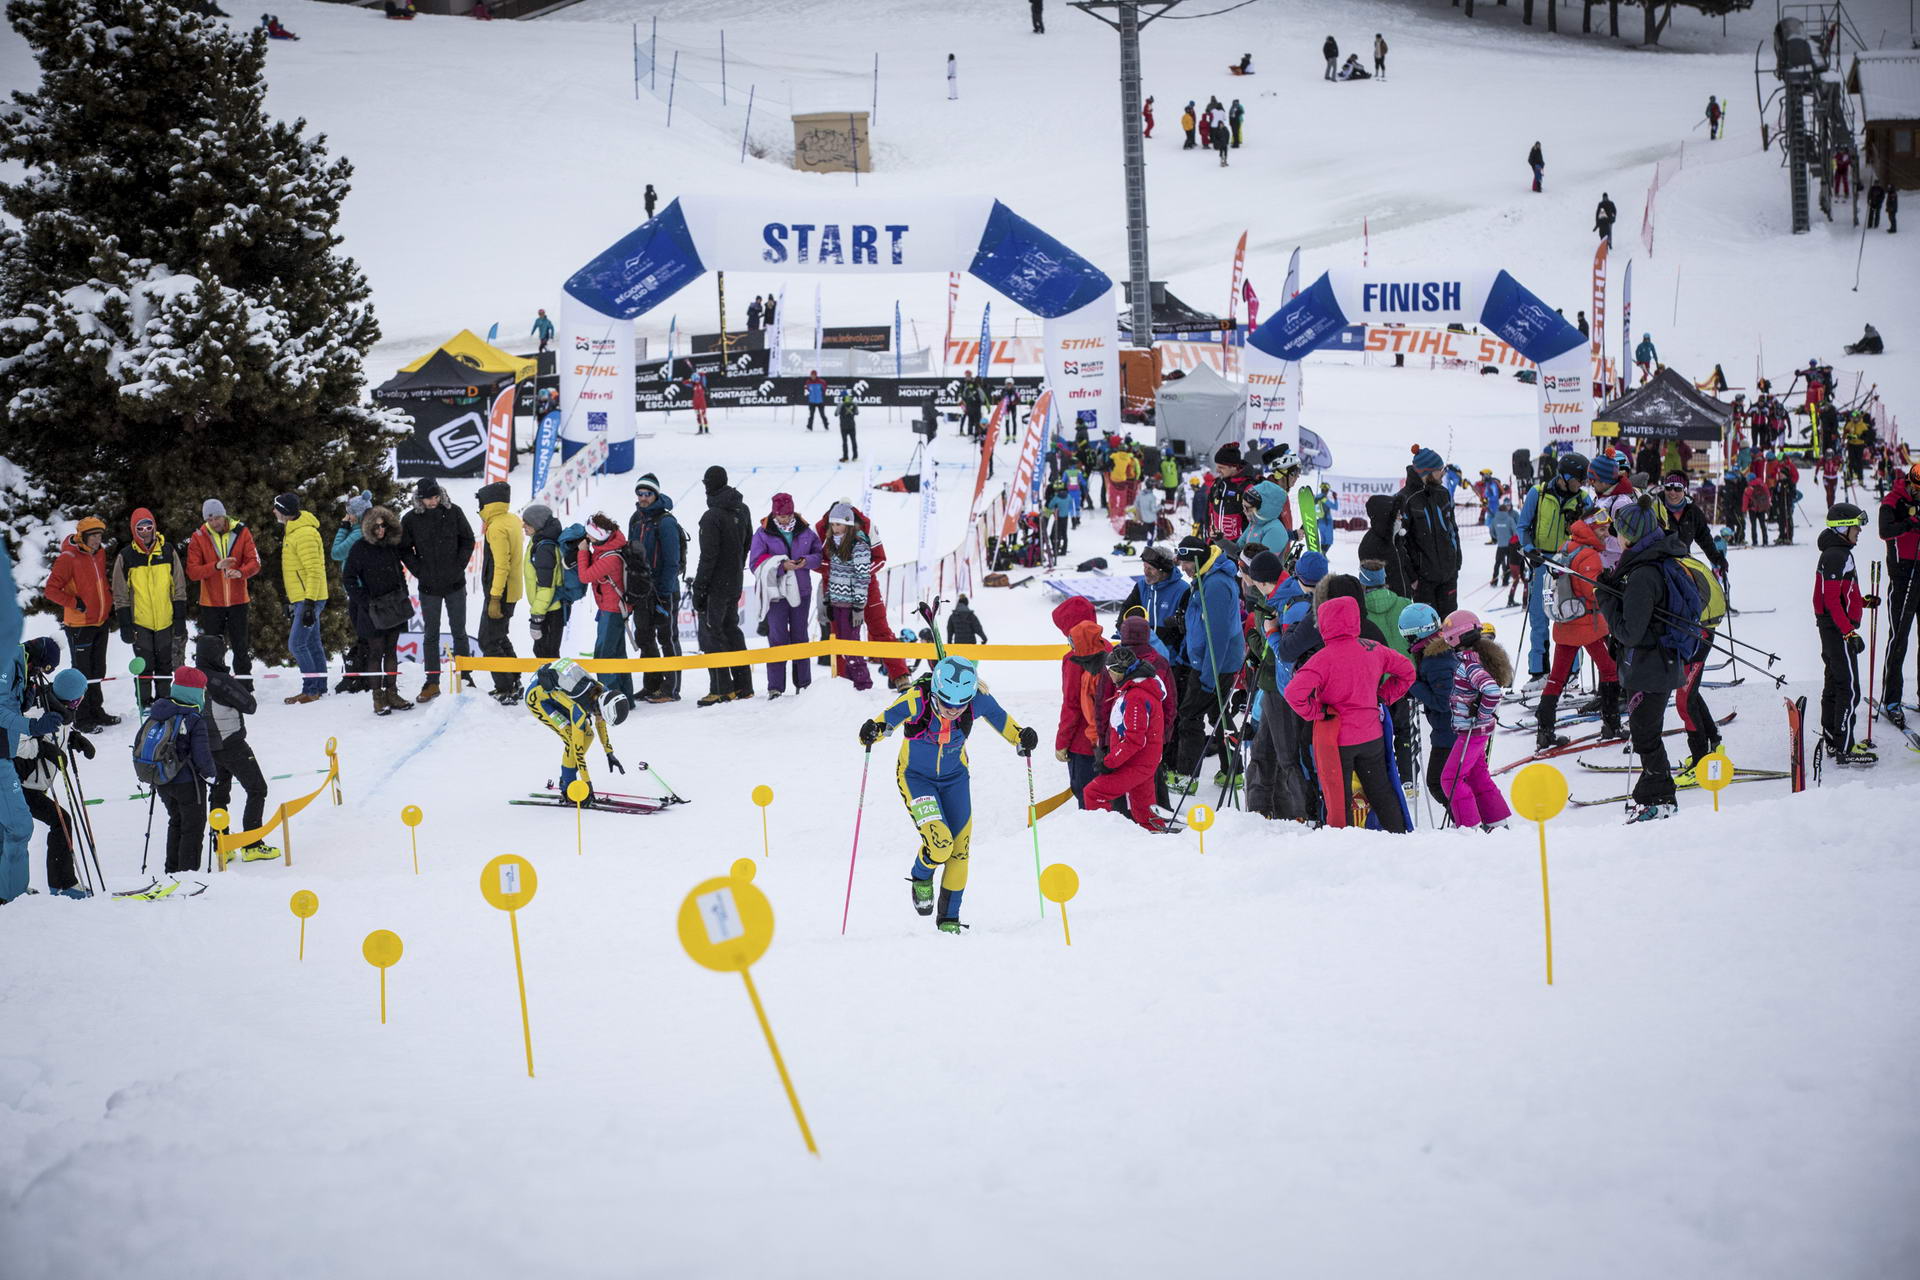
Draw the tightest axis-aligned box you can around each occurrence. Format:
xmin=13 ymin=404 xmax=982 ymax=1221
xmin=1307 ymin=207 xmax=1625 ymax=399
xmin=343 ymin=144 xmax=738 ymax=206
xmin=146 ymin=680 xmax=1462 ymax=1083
xmin=1592 ymin=366 xmax=1732 ymax=442
xmin=372 ymin=350 xmax=512 ymax=477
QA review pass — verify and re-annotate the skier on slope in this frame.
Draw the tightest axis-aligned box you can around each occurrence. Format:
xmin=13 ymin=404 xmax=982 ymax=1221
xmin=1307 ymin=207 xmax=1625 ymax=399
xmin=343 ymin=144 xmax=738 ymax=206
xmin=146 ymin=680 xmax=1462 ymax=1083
xmin=857 ymin=656 xmax=1038 ymax=934
xmin=525 ymin=657 xmax=627 ymax=805
xmin=1594 ymin=192 xmax=1617 ymax=248
xmin=1813 ymin=503 xmax=1879 ymax=767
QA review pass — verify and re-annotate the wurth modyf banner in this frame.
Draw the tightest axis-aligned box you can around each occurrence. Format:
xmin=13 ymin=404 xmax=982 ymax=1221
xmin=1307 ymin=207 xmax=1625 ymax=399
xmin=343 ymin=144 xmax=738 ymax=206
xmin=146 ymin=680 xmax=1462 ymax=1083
xmin=557 ymin=293 xmax=636 ymax=472
xmin=1040 ymin=285 xmax=1120 ymax=439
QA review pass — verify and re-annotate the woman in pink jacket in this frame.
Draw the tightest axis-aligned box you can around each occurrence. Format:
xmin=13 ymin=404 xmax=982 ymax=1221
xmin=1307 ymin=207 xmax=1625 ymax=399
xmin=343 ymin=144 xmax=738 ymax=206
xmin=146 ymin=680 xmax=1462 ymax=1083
xmin=577 ymin=513 xmax=635 ymax=713
xmin=1283 ymin=594 xmax=1416 ymax=832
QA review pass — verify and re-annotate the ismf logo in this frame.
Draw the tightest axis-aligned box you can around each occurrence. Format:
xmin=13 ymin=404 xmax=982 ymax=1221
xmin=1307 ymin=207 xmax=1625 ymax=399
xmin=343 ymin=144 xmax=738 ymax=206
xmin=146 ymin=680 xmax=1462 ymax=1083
xmin=588 ymin=412 xmax=608 ymax=431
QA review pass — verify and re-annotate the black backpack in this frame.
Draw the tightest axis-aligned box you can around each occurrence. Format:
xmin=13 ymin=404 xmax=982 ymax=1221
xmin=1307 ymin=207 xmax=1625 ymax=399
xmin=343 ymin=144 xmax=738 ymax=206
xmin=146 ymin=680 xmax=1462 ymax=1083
xmin=618 ymin=541 xmax=655 ymax=612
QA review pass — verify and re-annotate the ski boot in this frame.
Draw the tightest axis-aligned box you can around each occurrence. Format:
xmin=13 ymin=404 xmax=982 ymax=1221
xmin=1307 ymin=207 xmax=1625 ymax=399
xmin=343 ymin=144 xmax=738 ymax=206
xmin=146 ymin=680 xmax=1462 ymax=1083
xmin=935 ymin=887 xmax=966 ymax=933
xmin=936 ymin=918 xmax=969 ymax=934
xmin=1831 ymin=741 xmax=1879 ymax=767
xmin=1883 ymin=702 xmax=1908 ymax=731
xmin=1164 ymin=771 xmax=1197 ymax=794
xmin=909 ymin=875 xmax=934 ymax=916
xmin=1534 ymin=695 xmax=1569 ymax=752
xmin=237 ymin=842 xmax=281 ymax=863
xmin=1673 ymin=756 xmax=1700 ymax=787
xmin=1598 ymin=683 xmax=1624 ymax=741
xmin=1520 ymin=672 xmax=1548 ymax=696
xmin=1625 ymin=802 xmax=1678 ymax=823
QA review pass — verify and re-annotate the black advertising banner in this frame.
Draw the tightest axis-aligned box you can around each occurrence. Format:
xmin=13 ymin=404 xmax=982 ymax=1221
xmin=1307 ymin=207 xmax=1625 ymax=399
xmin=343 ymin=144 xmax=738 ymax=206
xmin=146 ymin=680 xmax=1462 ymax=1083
xmin=819 ymin=325 xmax=891 ymax=351
xmin=634 ymin=374 xmax=1043 ymax=414
xmin=635 ymin=349 xmax=773 ymax=384
xmin=388 ymin=396 xmax=491 ymax=477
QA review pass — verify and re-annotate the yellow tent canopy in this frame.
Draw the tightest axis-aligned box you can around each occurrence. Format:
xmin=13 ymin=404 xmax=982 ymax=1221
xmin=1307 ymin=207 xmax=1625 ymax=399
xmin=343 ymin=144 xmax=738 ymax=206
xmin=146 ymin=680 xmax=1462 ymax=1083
xmin=401 ymin=329 xmax=535 ymax=383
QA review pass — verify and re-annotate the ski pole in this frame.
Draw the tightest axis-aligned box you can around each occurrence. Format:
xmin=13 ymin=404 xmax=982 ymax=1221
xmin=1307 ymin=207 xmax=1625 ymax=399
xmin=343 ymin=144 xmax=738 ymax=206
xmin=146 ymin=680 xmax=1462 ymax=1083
xmin=839 ymin=744 xmax=872 ymax=935
xmin=63 ymin=755 xmax=107 ymax=891
xmin=47 ymin=773 xmax=91 ymax=895
xmin=1867 ymin=559 xmax=1881 ymax=748
xmin=1025 ymin=752 xmax=1044 ymax=920
xmin=139 ymin=782 xmax=159 ymax=876
xmin=1538 ymin=560 xmax=1786 ymax=673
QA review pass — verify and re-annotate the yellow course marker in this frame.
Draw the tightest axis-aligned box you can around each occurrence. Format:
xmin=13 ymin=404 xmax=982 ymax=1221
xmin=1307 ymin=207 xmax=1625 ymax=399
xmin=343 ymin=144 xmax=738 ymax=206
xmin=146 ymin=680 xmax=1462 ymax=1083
xmin=1694 ymin=749 xmax=1735 ymax=812
xmin=480 ymin=855 xmax=540 ymax=1078
xmin=1187 ymin=803 xmax=1215 ymax=855
xmin=1509 ymin=763 xmax=1569 ymax=986
xmin=677 ymin=875 xmax=817 ymax=1156
xmin=1039 ymin=863 xmax=1079 ymax=946
xmin=731 ymin=857 xmax=758 ymax=883
xmin=752 ymin=784 xmax=775 ymax=859
xmin=568 ymin=778 xmax=590 ymax=855
xmin=401 ymin=805 xmax=424 ymax=873
xmin=289 ymin=890 xmax=318 ymax=961
xmin=209 ymin=808 xmax=230 ymax=872
xmin=362 ymin=929 xmax=404 ymax=1023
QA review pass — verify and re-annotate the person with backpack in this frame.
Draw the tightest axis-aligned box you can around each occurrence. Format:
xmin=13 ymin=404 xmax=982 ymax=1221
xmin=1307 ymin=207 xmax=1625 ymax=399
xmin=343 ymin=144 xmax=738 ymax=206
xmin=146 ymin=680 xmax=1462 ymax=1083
xmin=519 ymin=503 xmax=567 ymax=662
xmin=193 ymin=632 xmax=275 ymax=862
xmin=41 ymin=515 xmax=118 ymax=731
xmin=1669 ymin=547 xmax=1728 ymax=783
xmin=746 ymin=494 xmax=823 ymax=698
xmin=111 ymin=508 xmax=188 ymax=713
xmin=857 ymin=655 xmax=1039 ymax=933
xmin=1167 ymin=537 xmax=1246 ymax=792
xmin=2 ymin=639 xmax=69 ymax=900
xmin=184 ymin=499 xmax=261 ymax=679
xmin=628 ymin=474 xmax=685 ymax=704
xmin=1534 ymin=507 xmax=1623 ymax=751
xmin=400 ymin=477 xmax=476 ymax=703
xmin=342 ymin=505 xmax=414 ymax=715
xmin=525 ymin=657 xmax=625 ymax=804
xmin=836 ymin=387 xmax=860 ymax=462
xmin=1814 ymin=502 xmax=1879 ymax=767
xmin=1282 ymin=591 xmax=1416 ymax=832
xmin=946 ymin=595 xmax=988 ymax=646
xmin=577 ymin=512 xmax=639 ymax=717
xmin=693 ymin=466 xmax=755 ymax=707
xmin=14 ymin=665 xmax=95 ymax=897
xmin=1397 ymin=447 xmax=1463 ymax=616
xmin=1242 ymin=550 xmax=1318 ymax=822
xmin=1770 ymin=453 xmax=1800 ymax=546
xmin=1518 ymin=453 xmax=1591 ymax=684
xmin=1743 ymin=471 xmax=1773 ymax=545
xmin=1595 ymin=497 xmax=1696 ymax=821
xmin=134 ymin=665 xmax=218 ymax=876
xmin=1437 ymin=610 xmax=1514 ymax=831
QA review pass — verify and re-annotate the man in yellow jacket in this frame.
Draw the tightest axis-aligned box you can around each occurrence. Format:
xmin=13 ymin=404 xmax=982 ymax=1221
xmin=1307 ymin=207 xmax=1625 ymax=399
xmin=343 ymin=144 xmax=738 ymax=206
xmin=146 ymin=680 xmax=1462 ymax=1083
xmin=110 ymin=507 xmax=188 ymax=711
xmin=273 ymin=493 xmax=330 ymax=703
xmin=475 ymin=480 xmax=524 ymax=704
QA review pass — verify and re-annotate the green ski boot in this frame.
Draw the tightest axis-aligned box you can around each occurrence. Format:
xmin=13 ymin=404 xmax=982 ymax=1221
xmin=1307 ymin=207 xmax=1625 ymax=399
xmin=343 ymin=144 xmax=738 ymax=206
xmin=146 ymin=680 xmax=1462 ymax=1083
xmin=909 ymin=876 xmax=934 ymax=916
xmin=936 ymin=918 xmax=968 ymax=935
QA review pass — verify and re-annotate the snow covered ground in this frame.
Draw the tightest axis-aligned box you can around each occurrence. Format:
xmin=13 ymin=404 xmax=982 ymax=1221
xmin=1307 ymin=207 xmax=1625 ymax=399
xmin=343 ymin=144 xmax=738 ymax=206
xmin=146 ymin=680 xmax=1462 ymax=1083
xmin=4 ymin=0 xmax=1920 ymax=1276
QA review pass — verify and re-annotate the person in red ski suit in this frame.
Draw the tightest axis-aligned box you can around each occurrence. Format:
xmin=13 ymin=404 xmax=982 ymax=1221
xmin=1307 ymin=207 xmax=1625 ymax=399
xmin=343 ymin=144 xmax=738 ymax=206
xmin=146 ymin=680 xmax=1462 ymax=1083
xmin=1083 ymin=645 xmax=1169 ymax=830
xmin=1142 ymin=95 xmax=1154 ymax=138
xmin=812 ymin=502 xmax=912 ymax=690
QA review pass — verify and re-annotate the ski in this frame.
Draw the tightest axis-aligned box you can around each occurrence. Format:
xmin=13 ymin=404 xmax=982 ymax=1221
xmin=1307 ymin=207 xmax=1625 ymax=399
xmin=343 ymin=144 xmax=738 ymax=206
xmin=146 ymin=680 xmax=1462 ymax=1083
xmin=541 ymin=780 xmax=689 ymax=806
xmin=1492 ymin=711 xmax=1735 ymax=776
xmin=1577 ymin=758 xmax=1784 ymax=777
xmin=1569 ymin=770 xmax=1791 ymax=807
xmin=1726 ymin=607 xmax=1776 ymax=615
xmin=1500 ymin=712 xmax=1600 ymax=734
xmin=513 ymin=795 xmax=669 ymax=815
xmin=1698 ymin=677 xmax=1746 ymax=689
xmin=113 ymin=876 xmax=208 ymax=899
xmin=1785 ymin=695 xmax=1807 ymax=792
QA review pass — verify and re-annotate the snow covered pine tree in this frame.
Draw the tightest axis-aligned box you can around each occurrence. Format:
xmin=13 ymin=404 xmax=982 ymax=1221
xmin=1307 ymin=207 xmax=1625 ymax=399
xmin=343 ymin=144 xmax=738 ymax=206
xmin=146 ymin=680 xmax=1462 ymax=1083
xmin=0 ymin=0 xmax=405 ymax=666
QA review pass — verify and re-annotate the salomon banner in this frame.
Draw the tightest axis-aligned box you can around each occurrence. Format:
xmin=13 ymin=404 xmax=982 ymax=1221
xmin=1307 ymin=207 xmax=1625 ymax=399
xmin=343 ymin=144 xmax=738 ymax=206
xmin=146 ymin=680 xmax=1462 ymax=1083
xmin=634 ymin=373 xmax=1042 ymax=414
xmin=557 ymin=293 xmax=636 ymax=472
xmin=1246 ymin=266 xmax=1590 ymax=456
xmin=390 ymin=395 xmax=491 ymax=479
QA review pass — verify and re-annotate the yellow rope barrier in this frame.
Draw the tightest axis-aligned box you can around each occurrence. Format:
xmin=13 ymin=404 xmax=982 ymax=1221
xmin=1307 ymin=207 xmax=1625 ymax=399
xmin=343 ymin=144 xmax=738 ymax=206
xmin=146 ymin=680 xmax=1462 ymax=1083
xmin=215 ymin=738 xmax=343 ymax=869
xmin=450 ymin=641 xmax=1068 ymax=677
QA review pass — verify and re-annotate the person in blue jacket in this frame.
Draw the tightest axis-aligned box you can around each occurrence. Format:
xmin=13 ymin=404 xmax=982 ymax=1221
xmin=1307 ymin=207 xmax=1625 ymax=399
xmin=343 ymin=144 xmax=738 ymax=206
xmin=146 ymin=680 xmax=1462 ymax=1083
xmin=530 ymin=308 xmax=555 ymax=352
xmin=857 ymin=656 xmax=1037 ymax=934
xmin=1396 ymin=603 xmax=1459 ymax=814
xmin=1315 ymin=483 xmax=1337 ymax=551
xmin=2 ymin=636 xmax=64 ymax=902
xmin=1044 ymin=483 xmax=1073 ymax=556
xmin=1241 ymin=479 xmax=1290 ymax=557
xmin=802 ymin=371 xmax=828 ymax=431
xmin=1118 ymin=544 xmax=1189 ymax=667
xmin=1169 ymin=536 xmax=1246 ymax=788
xmin=627 ymin=474 xmax=685 ymax=702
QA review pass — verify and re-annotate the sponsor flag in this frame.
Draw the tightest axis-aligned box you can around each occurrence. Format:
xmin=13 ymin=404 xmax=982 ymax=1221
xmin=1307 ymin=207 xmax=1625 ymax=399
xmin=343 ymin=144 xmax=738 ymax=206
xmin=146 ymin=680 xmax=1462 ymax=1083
xmin=1003 ymin=389 xmax=1053 ymax=536
xmin=768 ymin=286 xmax=785 ymax=371
xmin=666 ymin=314 xmax=677 ymax=365
xmin=916 ymin=462 xmax=939 ymax=593
xmin=486 ymin=322 xmax=499 ymax=343
xmin=1620 ymin=260 xmax=1632 ymax=401
xmin=971 ymin=395 xmax=1003 ymax=512
xmin=1243 ymin=278 xmax=1260 ymax=330
xmin=1225 ymin=230 xmax=1247 ymax=376
xmin=532 ymin=410 xmax=560 ymax=495
xmin=976 ymin=304 xmax=991 ymax=380
xmin=894 ymin=300 xmax=903 ymax=379
xmin=944 ymin=271 xmax=960 ymax=373
xmin=1590 ymin=240 xmax=1609 ymax=398
xmin=1284 ymin=245 xmax=1300 ymax=300
xmin=812 ymin=284 xmax=822 ymax=352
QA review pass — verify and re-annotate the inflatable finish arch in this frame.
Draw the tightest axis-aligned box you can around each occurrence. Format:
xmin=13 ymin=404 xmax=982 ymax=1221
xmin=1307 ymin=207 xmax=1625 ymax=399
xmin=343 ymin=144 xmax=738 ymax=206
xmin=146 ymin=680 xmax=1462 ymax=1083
xmin=1244 ymin=268 xmax=1593 ymax=456
xmin=558 ymin=197 xmax=1122 ymax=472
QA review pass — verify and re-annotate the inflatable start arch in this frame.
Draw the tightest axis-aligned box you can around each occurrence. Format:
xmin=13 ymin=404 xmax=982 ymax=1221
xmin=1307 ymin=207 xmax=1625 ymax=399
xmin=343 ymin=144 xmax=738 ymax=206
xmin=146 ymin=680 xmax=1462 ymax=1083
xmin=558 ymin=197 xmax=1122 ymax=472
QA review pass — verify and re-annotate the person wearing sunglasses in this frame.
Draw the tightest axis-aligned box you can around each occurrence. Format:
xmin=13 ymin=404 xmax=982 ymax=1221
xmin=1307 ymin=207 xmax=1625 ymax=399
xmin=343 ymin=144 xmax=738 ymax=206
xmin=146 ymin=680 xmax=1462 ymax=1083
xmin=109 ymin=509 xmax=188 ymax=713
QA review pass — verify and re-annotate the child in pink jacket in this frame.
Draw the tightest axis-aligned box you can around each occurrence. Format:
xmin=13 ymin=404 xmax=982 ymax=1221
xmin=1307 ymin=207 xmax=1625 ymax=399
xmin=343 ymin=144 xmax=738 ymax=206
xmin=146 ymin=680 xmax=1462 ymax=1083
xmin=1283 ymin=594 xmax=1416 ymax=832
xmin=1438 ymin=609 xmax=1514 ymax=830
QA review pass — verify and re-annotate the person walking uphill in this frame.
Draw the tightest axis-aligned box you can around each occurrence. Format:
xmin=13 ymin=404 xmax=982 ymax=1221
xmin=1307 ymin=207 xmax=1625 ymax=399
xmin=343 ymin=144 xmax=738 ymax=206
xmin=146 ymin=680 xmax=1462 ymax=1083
xmin=822 ymin=504 xmax=875 ymax=691
xmin=138 ymin=666 xmax=219 ymax=877
xmin=41 ymin=516 xmax=118 ymax=730
xmin=857 ymin=655 xmax=1039 ymax=934
xmin=343 ymin=506 xmax=415 ymax=716
xmin=693 ymin=465 xmax=755 ymax=707
xmin=273 ymin=494 xmax=330 ymax=704
xmin=400 ymin=477 xmax=476 ymax=703
xmin=476 ymin=481 xmax=525 ymax=706
xmin=628 ymin=475 xmax=685 ymax=704
xmin=1282 ymin=595 xmax=1415 ymax=831
xmin=1528 ymin=141 xmax=1545 ymax=192
xmin=111 ymin=509 xmax=188 ymax=713
xmin=185 ymin=499 xmax=261 ymax=677
xmin=748 ymin=494 xmax=823 ymax=698
xmin=1595 ymin=498 xmax=1695 ymax=821
xmin=1438 ymin=611 xmax=1514 ymax=831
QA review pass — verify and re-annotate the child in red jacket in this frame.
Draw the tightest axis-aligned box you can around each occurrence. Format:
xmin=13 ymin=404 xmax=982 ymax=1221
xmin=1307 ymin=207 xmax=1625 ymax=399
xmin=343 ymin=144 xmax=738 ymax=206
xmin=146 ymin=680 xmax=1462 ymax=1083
xmin=1083 ymin=645 xmax=1170 ymax=830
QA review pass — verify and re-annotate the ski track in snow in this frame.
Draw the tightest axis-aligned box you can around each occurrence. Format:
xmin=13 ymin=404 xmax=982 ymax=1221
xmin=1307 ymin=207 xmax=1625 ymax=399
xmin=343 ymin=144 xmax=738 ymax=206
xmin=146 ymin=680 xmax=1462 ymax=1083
xmin=3 ymin=1 xmax=1920 ymax=1276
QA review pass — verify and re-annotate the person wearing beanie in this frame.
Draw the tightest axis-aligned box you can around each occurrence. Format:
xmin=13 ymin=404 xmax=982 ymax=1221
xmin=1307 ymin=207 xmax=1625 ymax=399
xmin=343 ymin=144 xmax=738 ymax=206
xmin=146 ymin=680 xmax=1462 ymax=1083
xmin=1198 ymin=443 xmax=1257 ymax=543
xmin=821 ymin=508 xmax=876 ymax=693
xmin=1082 ymin=645 xmax=1172 ymax=832
xmin=468 ymin=480 xmax=522 ymax=702
xmin=140 ymin=665 xmax=217 ymax=877
xmin=344 ymin=505 xmax=416 ymax=715
xmin=1439 ymin=611 xmax=1515 ymax=832
xmin=1240 ymin=548 xmax=1309 ymax=821
xmin=330 ymin=489 xmax=376 ymax=694
xmin=192 ymin=633 xmax=277 ymax=861
xmin=1396 ymin=447 xmax=1462 ymax=616
xmin=1594 ymin=496 xmax=1692 ymax=820
xmin=627 ymin=475 xmax=685 ymax=702
xmin=747 ymin=495 xmax=823 ymax=698
xmin=273 ymin=492 xmax=330 ymax=703
xmin=946 ymin=594 xmax=988 ymax=646
xmin=1517 ymin=454 xmax=1592 ymax=683
xmin=836 ymin=387 xmax=860 ymax=462
xmin=185 ymin=497 xmax=261 ymax=678
xmin=692 ymin=466 xmax=755 ymax=705
xmin=11 ymin=664 xmax=98 ymax=896
xmin=1051 ymin=596 xmax=1115 ymax=802
xmin=399 ymin=476 xmax=476 ymax=702
xmin=40 ymin=514 xmax=119 ymax=731
xmin=1168 ymin=536 xmax=1247 ymax=793
xmin=519 ymin=504 xmax=567 ymax=662
xmin=110 ymin=507 xmax=189 ymax=712
xmin=575 ymin=513 xmax=640 ymax=714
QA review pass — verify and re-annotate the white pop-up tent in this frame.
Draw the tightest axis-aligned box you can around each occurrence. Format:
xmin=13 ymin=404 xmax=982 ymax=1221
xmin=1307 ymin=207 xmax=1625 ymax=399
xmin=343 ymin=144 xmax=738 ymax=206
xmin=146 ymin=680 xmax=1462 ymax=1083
xmin=1154 ymin=361 xmax=1246 ymax=461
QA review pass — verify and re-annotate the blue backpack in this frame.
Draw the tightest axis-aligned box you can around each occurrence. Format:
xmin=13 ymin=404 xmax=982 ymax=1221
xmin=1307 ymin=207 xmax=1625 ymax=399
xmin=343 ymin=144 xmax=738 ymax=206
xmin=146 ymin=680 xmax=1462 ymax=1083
xmin=544 ymin=534 xmax=588 ymax=605
xmin=1653 ymin=557 xmax=1706 ymax=665
xmin=132 ymin=712 xmax=190 ymax=785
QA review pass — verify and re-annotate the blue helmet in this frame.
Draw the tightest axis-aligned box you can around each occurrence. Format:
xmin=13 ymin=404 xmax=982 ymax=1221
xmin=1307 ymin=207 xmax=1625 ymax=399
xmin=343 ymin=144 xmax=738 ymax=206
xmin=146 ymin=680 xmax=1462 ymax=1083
xmin=1398 ymin=602 xmax=1441 ymax=640
xmin=51 ymin=667 xmax=88 ymax=704
xmin=931 ymin=655 xmax=979 ymax=706
xmin=898 ymin=627 xmax=918 ymax=644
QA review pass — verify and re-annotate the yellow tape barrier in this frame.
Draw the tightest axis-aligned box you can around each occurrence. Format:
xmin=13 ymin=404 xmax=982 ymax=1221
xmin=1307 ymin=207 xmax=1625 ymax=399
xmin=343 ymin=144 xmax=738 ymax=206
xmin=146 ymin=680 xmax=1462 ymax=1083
xmin=451 ymin=641 xmax=1068 ymax=676
xmin=216 ymin=737 xmax=343 ymax=869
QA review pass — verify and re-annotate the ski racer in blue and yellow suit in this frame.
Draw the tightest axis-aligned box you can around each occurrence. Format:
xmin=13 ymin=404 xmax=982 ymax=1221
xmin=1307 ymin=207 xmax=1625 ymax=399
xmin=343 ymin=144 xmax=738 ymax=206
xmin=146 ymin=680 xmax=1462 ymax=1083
xmin=525 ymin=658 xmax=625 ymax=801
xmin=858 ymin=655 xmax=1038 ymax=933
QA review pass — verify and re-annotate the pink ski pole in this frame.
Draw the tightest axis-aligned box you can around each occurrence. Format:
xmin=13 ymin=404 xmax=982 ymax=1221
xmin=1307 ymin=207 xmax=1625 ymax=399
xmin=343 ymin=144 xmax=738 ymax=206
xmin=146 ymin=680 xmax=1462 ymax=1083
xmin=840 ymin=745 xmax=873 ymax=935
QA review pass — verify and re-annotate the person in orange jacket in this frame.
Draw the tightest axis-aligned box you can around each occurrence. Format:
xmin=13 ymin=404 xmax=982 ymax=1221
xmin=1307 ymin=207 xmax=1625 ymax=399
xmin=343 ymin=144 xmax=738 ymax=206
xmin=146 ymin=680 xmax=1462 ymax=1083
xmin=41 ymin=515 xmax=119 ymax=730
xmin=185 ymin=498 xmax=262 ymax=677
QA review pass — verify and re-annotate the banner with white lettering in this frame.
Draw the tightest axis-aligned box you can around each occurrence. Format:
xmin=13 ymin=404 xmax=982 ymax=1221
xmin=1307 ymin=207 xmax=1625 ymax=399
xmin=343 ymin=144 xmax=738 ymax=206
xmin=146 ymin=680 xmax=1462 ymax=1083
xmin=1243 ymin=345 xmax=1299 ymax=456
xmin=943 ymin=271 xmax=960 ymax=372
xmin=1590 ymin=240 xmax=1609 ymax=397
xmin=556 ymin=293 xmax=636 ymax=472
xmin=1041 ymin=285 xmax=1121 ymax=439
xmin=1321 ymin=472 xmax=1404 ymax=518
